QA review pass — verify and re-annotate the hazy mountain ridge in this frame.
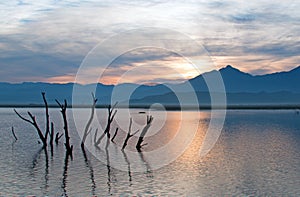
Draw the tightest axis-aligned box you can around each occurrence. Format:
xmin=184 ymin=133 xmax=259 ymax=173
xmin=189 ymin=65 xmax=300 ymax=93
xmin=1 ymin=65 xmax=300 ymax=105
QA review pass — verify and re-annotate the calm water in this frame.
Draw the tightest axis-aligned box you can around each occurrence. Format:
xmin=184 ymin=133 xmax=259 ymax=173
xmin=0 ymin=108 xmax=300 ymax=196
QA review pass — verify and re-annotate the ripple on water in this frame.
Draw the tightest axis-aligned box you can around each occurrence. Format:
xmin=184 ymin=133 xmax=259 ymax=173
xmin=0 ymin=109 xmax=299 ymax=196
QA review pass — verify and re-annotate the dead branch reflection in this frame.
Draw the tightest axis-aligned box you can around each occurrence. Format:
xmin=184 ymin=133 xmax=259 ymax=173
xmin=138 ymin=151 xmax=153 ymax=178
xmin=61 ymin=151 xmax=70 ymax=197
xmin=122 ymin=150 xmax=132 ymax=186
xmin=81 ymin=147 xmax=96 ymax=196
xmin=29 ymin=147 xmax=49 ymax=194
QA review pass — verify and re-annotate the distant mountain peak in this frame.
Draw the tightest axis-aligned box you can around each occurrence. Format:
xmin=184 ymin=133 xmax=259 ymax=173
xmin=220 ymin=65 xmax=240 ymax=71
xmin=225 ymin=65 xmax=234 ymax=69
xmin=219 ymin=65 xmax=251 ymax=76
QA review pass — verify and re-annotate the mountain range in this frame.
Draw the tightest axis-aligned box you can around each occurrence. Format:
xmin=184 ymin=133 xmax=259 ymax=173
xmin=1 ymin=65 xmax=300 ymax=107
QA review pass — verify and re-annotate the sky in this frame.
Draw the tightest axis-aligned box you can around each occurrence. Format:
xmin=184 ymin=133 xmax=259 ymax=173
xmin=0 ymin=0 xmax=299 ymax=84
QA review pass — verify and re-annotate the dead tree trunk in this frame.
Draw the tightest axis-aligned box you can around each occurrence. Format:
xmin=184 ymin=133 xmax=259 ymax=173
xmin=14 ymin=109 xmax=47 ymax=147
xmin=56 ymin=99 xmax=73 ymax=157
xmin=94 ymin=103 xmax=117 ymax=146
xmin=49 ymin=122 xmax=54 ymax=156
xmin=42 ymin=92 xmax=50 ymax=144
xmin=136 ymin=115 xmax=153 ymax=152
xmin=81 ymin=93 xmax=97 ymax=149
xmin=122 ymin=118 xmax=139 ymax=150
xmin=50 ymin=122 xmax=54 ymax=147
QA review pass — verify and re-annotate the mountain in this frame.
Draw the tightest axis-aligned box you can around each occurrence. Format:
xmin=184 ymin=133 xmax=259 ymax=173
xmin=0 ymin=82 xmax=172 ymax=105
xmin=1 ymin=65 xmax=300 ymax=106
xmin=129 ymin=91 xmax=300 ymax=108
xmin=188 ymin=65 xmax=300 ymax=93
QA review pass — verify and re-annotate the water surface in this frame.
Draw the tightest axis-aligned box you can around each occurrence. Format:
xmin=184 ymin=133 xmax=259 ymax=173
xmin=0 ymin=108 xmax=299 ymax=196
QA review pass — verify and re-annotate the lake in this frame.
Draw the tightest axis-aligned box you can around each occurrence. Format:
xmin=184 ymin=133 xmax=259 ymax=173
xmin=0 ymin=108 xmax=300 ymax=196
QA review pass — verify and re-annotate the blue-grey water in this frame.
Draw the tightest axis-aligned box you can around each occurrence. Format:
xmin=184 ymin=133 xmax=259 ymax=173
xmin=0 ymin=108 xmax=300 ymax=196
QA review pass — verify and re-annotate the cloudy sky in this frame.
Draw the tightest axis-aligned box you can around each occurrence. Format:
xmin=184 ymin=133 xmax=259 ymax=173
xmin=0 ymin=0 xmax=299 ymax=84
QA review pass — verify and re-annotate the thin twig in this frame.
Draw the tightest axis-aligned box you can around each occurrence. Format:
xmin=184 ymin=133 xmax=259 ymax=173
xmin=111 ymin=128 xmax=118 ymax=142
xmin=11 ymin=126 xmax=18 ymax=141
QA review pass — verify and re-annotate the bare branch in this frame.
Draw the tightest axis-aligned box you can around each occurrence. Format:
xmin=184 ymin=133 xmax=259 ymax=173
xmin=42 ymin=92 xmax=50 ymax=142
xmin=146 ymin=115 xmax=153 ymax=124
xmin=27 ymin=112 xmax=35 ymax=121
xmin=57 ymin=99 xmax=72 ymax=156
xmin=141 ymin=143 xmax=148 ymax=147
xmin=95 ymin=102 xmax=118 ymax=146
xmin=14 ymin=109 xmax=47 ymax=147
xmin=81 ymin=93 xmax=97 ymax=148
xmin=14 ymin=93 xmax=52 ymax=147
xmin=122 ymin=118 xmax=135 ymax=150
xmin=55 ymin=132 xmax=63 ymax=144
xmin=111 ymin=102 xmax=118 ymax=111
xmin=14 ymin=109 xmax=33 ymax=124
xmin=132 ymin=129 xmax=140 ymax=136
xmin=11 ymin=126 xmax=18 ymax=141
xmin=111 ymin=128 xmax=118 ymax=142
xmin=110 ymin=110 xmax=117 ymax=122
xmin=87 ymin=127 xmax=93 ymax=136
xmin=64 ymin=99 xmax=67 ymax=108
xmin=55 ymin=99 xmax=63 ymax=108
xmin=92 ymin=92 xmax=98 ymax=103
xmin=136 ymin=115 xmax=154 ymax=152
xmin=94 ymin=128 xmax=98 ymax=145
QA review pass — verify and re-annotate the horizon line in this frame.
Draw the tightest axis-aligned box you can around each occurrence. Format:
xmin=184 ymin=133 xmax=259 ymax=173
xmin=1 ymin=64 xmax=299 ymax=86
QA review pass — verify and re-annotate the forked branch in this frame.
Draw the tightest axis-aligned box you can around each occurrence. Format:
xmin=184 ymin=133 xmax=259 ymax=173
xmin=94 ymin=102 xmax=118 ymax=146
xmin=122 ymin=118 xmax=139 ymax=150
xmin=55 ymin=132 xmax=63 ymax=144
xmin=111 ymin=128 xmax=119 ymax=142
xmin=136 ymin=115 xmax=153 ymax=152
xmin=14 ymin=109 xmax=47 ymax=147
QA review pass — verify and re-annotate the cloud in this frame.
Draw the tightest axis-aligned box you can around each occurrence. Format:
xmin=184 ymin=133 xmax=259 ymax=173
xmin=0 ymin=0 xmax=299 ymax=83
xmin=243 ymin=41 xmax=300 ymax=58
xmin=79 ymin=48 xmax=202 ymax=84
xmin=229 ymin=13 xmax=256 ymax=23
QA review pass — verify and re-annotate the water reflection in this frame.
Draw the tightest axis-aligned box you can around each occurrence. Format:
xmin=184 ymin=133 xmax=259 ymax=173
xmin=105 ymin=145 xmax=112 ymax=194
xmin=43 ymin=148 xmax=49 ymax=193
xmin=31 ymin=147 xmax=43 ymax=170
xmin=1 ymin=109 xmax=300 ymax=196
xmin=81 ymin=147 xmax=96 ymax=195
xmin=61 ymin=152 xmax=70 ymax=197
xmin=138 ymin=151 xmax=153 ymax=178
xmin=122 ymin=150 xmax=132 ymax=185
xmin=29 ymin=148 xmax=49 ymax=195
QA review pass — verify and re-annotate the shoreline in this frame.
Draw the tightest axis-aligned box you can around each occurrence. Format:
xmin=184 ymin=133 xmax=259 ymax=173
xmin=1 ymin=104 xmax=300 ymax=110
